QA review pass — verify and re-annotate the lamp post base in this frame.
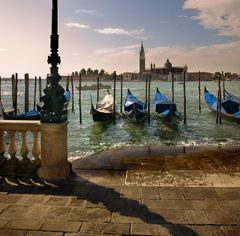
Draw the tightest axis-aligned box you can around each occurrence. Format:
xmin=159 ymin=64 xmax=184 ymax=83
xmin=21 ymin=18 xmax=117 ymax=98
xmin=38 ymin=121 xmax=70 ymax=179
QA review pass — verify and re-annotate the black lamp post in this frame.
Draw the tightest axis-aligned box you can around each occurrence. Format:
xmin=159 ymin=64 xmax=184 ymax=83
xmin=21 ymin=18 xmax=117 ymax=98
xmin=41 ymin=0 xmax=67 ymax=123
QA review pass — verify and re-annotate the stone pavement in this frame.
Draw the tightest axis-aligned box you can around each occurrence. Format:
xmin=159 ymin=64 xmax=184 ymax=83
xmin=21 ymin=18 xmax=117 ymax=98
xmin=0 ymin=146 xmax=240 ymax=236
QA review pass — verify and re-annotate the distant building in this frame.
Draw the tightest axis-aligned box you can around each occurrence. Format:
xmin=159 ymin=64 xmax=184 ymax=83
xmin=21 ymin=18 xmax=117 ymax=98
xmin=139 ymin=42 xmax=187 ymax=81
xmin=139 ymin=42 xmax=146 ymax=75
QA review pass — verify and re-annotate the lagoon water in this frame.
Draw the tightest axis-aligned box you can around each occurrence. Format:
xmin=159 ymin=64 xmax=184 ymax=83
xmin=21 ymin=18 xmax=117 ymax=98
xmin=1 ymin=79 xmax=240 ymax=161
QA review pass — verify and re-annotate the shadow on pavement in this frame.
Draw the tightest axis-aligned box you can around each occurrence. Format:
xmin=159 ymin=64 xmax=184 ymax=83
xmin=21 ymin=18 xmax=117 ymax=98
xmin=0 ymin=175 xmax=198 ymax=236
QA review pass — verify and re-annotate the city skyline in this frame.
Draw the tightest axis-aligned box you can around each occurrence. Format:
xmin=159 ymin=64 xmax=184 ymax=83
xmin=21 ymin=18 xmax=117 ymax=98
xmin=0 ymin=0 xmax=240 ymax=77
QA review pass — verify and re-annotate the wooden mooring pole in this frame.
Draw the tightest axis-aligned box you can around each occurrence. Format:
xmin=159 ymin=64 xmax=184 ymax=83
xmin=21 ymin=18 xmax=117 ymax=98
xmin=97 ymin=76 xmax=100 ymax=102
xmin=171 ymin=72 xmax=174 ymax=103
xmin=14 ymin=73 xmax=18 ymax=115
xmin=183 ymin=68 xmax=187 ymax=124
xmin=147 ymin=73 xmax=151 ymax=124
xmin=216 ymin=75 xmax=222 ymax=124
xmin=120 ymin=74 xmax=123 ymax=114
xmin=79 ymin=74 xmax=82 ymax=124
xmin=24 ymin=73 xmax=29 ymax=112
xmin=0 ymin=76 xmax=1 ymax=101
xmin=198 ymin=71 xmax=201 ymax=113
xmin=66 ymin=75 xmax=70 ymax=90
xmin=33 ymin=76 xmax=37 ymax=110
xmin=222 ymin=71 xmax=225 ymax=100
xmin=145 ymin=74 xmax=148 ymax=106
xmin=39 ymin=76 xmax=42 ymax=102
xmin=11 ymin=74 xmax=15 ymax=113
xmin=71 ymin=75 xmax=75 ymax=112
xmin=113 ymin=71 xmax=116 ymax=124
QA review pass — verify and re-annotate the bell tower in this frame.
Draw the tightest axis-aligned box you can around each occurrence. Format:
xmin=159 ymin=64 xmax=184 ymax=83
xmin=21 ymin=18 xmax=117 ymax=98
xmin=139 ymin=41 xmax=145 ymax=74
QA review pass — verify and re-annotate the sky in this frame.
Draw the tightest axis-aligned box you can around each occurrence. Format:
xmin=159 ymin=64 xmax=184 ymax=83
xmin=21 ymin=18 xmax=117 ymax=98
xmin=0 ymin=0 xmax=240 ymax=77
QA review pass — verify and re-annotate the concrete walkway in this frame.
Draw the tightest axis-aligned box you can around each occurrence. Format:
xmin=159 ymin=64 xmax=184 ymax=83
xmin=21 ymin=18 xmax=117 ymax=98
xmin=0 ymin=145 xmax=240 ymax=236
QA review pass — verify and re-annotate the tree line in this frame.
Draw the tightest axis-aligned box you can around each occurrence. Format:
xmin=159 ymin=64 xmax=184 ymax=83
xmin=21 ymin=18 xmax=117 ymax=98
xmin=71 ymin=68 xmax=110 ymax=77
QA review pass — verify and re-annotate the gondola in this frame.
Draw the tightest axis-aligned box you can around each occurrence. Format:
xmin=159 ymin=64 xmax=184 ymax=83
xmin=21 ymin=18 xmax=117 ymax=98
xmin=123 ymin=89 xmax=146 ymax=121
xmin=224 ymin=89 xmax=240 ymax=104
xmin=204 ymin=87 xmax=240 ymax=123
xmin=90 ymin=90 xmax=115 ymax=122
xmin=153 ymin=88 xmax=179 ymax=121
xmin=1 ymin=89 xmax=71 ymax=120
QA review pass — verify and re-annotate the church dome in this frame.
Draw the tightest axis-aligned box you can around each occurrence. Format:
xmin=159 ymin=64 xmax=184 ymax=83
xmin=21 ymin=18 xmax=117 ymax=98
xmin=164 ymin=59 xmax=172 ymax=68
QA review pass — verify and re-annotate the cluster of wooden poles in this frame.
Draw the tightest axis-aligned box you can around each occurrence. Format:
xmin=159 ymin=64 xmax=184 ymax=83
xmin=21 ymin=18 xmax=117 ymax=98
xmin=0 ymin=70 xmax=223 ymax=125
xmin=215 ymin=71 xmax=226 ymax=124
xmin=0 ymin=73 xmax=42 ymax=115
xmin=76 ymin=70 xmax=189 ymax=125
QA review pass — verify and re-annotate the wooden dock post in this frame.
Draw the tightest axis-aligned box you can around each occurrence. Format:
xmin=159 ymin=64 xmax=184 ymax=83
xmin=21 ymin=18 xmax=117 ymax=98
xmin=11 ymin=74 xmax=15 ymax=113
xmin=147 ymin=73 xmax=151 ymax=124
xmin=24 ymin=73 xmax=29 ymax=112
xmin=120 ymin=74 xmax=123 ymax=114
xmin=145 ymin=74 xmax=148 ymax=106
xmin=97 ymin=76 xmax=100 ymax=102
xmin=0 ymin=76 xmax=1 ymax=101
xmin=198 ymin=71 xmax=201 ymax=113
xmin=219 ymin=75 xmax=222 ymax=124
xmin=66 ymin=75 xmax=70 ymax=90
xmin=183 ymin=67 xmax=187 ymax=124
xmin=113 ymin=71 xmax=116 ymax=124
xmin=33 ymin=76 xmax=37 ymax=110
xmin=14 ymin=73 xmax=18 ymax=115
xmin=222 ymin=71 xmax=225 ymax=100
xmin=71 ymin=75 xmax=75 ymax=112
xmin=78 ymin=74 xmax=82 ymax=124
xmin=216 ymin=75 xmax=222 ymax=124
xmin=171 ymin=72 xmax=175 ymax=103
xmin=39 ymin=76 xmax=42 ymax=102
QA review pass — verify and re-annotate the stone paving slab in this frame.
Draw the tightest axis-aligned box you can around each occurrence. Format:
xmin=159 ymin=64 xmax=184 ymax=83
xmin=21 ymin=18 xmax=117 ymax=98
xmin=143 ymin=199 xmax=193 ymax=210
xmin=4 ymin=219 xmax=45 ymax=231
xmin=41 ymin=219 xmax=82 ymax=232
xmin=0 ymin=229 xmax=27 ymax=236
xmin=26 ymin=231 xmax=63 ymax=236
xmin=221 ymin=226 xmax=240 ymax=236
xmin=126 ymin=170 xmax=240 ymax=187
xmin=131 ymin=223 xmax=159 ymax=235
xmin=80 ymin=222 xmax=130 ymax=235
xmin=191 ymin=225 xmax=225 ymax=236
xmin=73 ymin=170 xmax=126 ymax=187
xmin=0 ymin=169 xmax=240 ymax=235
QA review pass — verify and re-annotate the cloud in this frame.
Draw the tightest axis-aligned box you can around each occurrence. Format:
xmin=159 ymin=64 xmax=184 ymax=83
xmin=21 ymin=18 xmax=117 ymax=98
xmin=94 ymin=27 xmax=145 ymax=38
xmin=92 ymin=40 xmax=240 ymax=73
xmin=0 ymin=48 xmax=7 ymax=52
xmin=95 ymin=44 xmax=139 ymax=55
xmin=74 ymin=8 xmax=97 ymax=15
xmin=183 ymin=0 xmax=240 ymax=37
xmin=65 ymin=22 xmax=90 ymax=29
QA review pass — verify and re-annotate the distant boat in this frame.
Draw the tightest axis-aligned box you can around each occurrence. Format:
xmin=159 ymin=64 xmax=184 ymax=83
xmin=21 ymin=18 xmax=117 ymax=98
xmin=153 ymin=88 xmax=179 ymax=121
xmin=204 ymin=87 xmax=240 ymax=123
xmin=90 ymin=90 xmax=115 ymax=122
xmin=123 ymin=89 xmax=146 ymax=121
xmin=0 ymin=89 xmax=71 ymax=120
xmin=76 ymin=83 xmax=111 ymax=90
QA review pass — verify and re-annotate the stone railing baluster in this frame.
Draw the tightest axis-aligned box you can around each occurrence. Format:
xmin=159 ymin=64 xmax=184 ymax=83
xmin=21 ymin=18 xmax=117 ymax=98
xmin=0 ymin=130 xmax=5 ymax=158
xmin=0 ymin=120 xmax=41 ymax=177
xmin=8 ymin=130 xmax=17 ymax=159
xmin=20 ymin=130 xmax=29 ymax=160
xmin=32 ymin=130 xmax=40 ymax=161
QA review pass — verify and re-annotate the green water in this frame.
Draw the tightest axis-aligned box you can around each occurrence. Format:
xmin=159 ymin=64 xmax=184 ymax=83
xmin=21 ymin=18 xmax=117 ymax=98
xmin=1 ymin=80 xmax=240 ymax=161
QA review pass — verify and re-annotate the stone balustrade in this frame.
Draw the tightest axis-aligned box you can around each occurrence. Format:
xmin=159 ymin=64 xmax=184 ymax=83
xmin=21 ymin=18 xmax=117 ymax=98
xmin=0 ymin=120 xmax=41 ymax=177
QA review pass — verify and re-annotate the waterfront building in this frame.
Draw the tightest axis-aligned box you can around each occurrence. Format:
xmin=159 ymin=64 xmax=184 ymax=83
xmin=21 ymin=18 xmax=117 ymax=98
xmin=139 ymin=42 xmax=187 ymax=81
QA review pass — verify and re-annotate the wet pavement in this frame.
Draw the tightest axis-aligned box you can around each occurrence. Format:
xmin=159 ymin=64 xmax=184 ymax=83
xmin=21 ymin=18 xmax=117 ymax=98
xmin=0 ymin=145 xmax=240 ymax=235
